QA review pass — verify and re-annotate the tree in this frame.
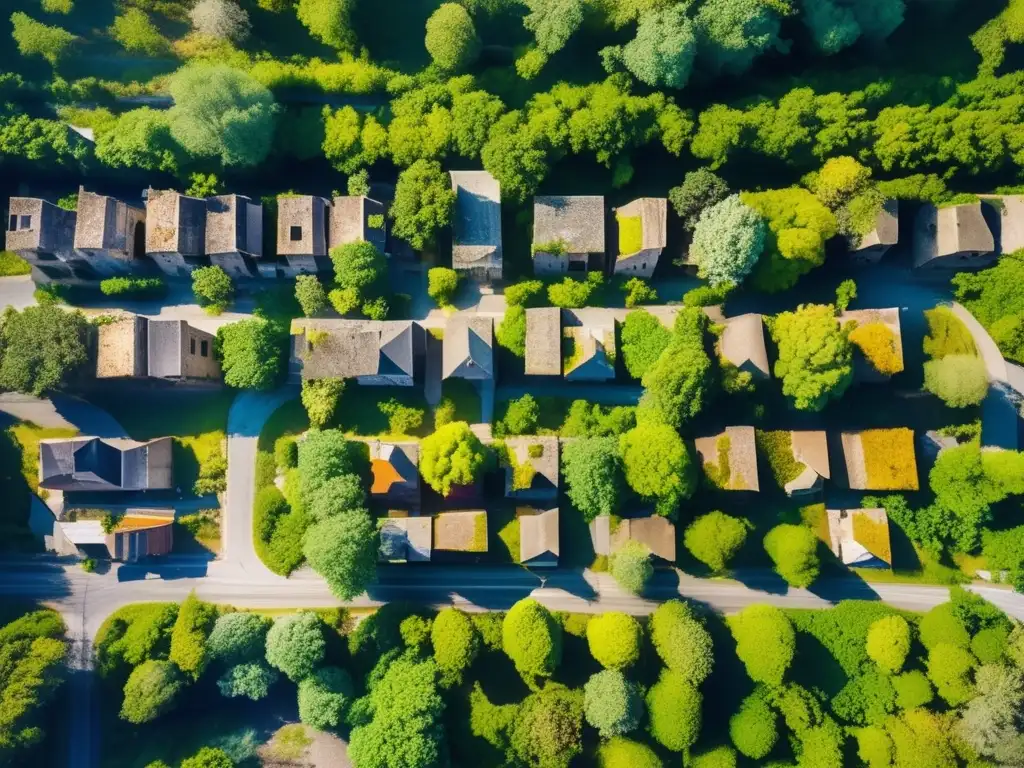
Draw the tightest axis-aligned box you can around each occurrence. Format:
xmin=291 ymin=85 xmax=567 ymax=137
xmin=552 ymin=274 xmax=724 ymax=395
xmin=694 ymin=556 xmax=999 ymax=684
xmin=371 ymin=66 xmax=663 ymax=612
xmin=419 ymin=421 xmax=487 ymax=496
xmin=110 ymin=9 xmax=169 ymax=54
xmin=596 ymin=737 xmax=661 ymax=768
xmin=301 ymin=378 xmax=344 ymax=429
xmin=547 ymin=274 xmax=601 ymax=308
xmin=425 ymin=3 xmax=480 ymax=72
xmin=694 ymin=0 xmax=784 ymax=75
xmin=322 ymin=107 xmax=387 ymax=175
xmin=510 ymin=685 xmax=584 ymax=768
xmin=348 ymin=656 xmax=445 ymax=768
xmin=763 ymin=524 xmax=820 ymax=588
xmin=207 ymin=612 xmax=271 ymax=665
xmin=190 ymin=0 xmax=250 ymax=41
xmin=670 ymin=168 xmax=730 ymax=232
xmin=893 ymin=669 xmax=933 ymax=709
xmin=561 ymin=437 xmax=624 ymax=521
xmin=620 ymin=423 xmax=696 ymax=517
xmin=684 ymin=511 xmax=748 ymax=572
xmin=622 ymin=278 xmax=657 ymax=308
xmin=295 ymin=275 xmax=327 ymax=317
xmin=297 ymin=428 xmax=369 ymax=502
xmin=615 ymin=5 xmax=696 ymax=88
xmin=620 ymin=310 xmax=672 ymax=379
xmin=728 ymin=604 xmax=795 ymax=686
xmin=452 ymin=90 xmax=506 ymax=159
xmin=265 ymin=612 xmax=326 ymax=682
xmin=167 ymin=64 xmax=276 ymax=167
xmin=866 ymin=615 xmax=911 ymax=674
xmin=690 ymin=746 xmax=738 ymax=768
xmin=427 ymin=267 xmax=460 ymax=307
xmin=885 ymin=709 xmax=957 ymax=768
xmin=771 ymin=304 xmax=853 ymax=411
xmin=800 ymin=0 xmax=904 ymax=54
xmin=522 ymin=0 xmax=584 ymax=54
xmin=502 ymin=598 xmax=562 ymax=681
xmin=306 ymin=476 xmax=366 ymax=524
xmin=690 ymin=195 xmax=766 ymax=286
xmin=610 ymin=540 xmax=653 ymax=595
xmin=298 ymin=666 xmax=353 ymax=729
xmin=500 ymin=394 xmax=539 ymax=435
xmin=216 ymin=319 xmax=284 ymax=390
xmin=304 ymin=512 xmax=377 ymax=600
xmin=191 ymin=265 xmax=233 ymax=313
xmin=957 ymin=663 xmax=1024 ymax=763
xmin=647 ymin=669 xmax=702 ymax=752
xmin=120 ymin=660 xmax=183 ymax=724
xmin=640 ymin=310 xmax=715 ymax=429
xmin=431 ymin=608 xmax=480 ymax=687
xmin=919 ymin=602 xmax=970 ymax=650
xmin=180 ymin=748 xmax=233 ymax=768
xmin=743 ymin=188 xmax=838 ymax=292
xmin=390 ymin=160 xmax=456 ymax=251
xmin=836 ymin=278 xmax=858 ymax=312
xmin=649 ymin=600 xmax=714 ymax=685
xmin=94 ymin=108 xmax=180 ymax=174
xmin=217 ymin=661 xmax=278 ymax=700
xmin=927 ymin=643 xmax=976 ymax=706
xmin=10 ymin=13 xmax=76 ymax=64
xmin=0 ymin=305 xmax=89 ymax=396
xmin=169 ymin=592 xmax=217 ymax=682
xmin=808 ymin=156 xmax=874 ymax=209
xmin=496 ymin=305 xmax=527 ymax=358
xmin=584 ymin=669 xmax=643 ymax=738
xmin=586 ymin=611 xmax=641 ymax=670
xmin=296 ymin=0 xmax=355 ymax=49
xmin=729 ymin=692 xmax=778 ymax=759
xmin=924 ymin=355 xmax=988 ymax=407
xmin=331 ymin=241 xmax=386 ymax=300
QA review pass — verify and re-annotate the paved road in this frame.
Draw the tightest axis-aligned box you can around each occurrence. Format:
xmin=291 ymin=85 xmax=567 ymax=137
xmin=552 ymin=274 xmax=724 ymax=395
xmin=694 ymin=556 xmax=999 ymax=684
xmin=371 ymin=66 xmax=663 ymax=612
xmin=497 ymin=383 xmax=644 ymax=404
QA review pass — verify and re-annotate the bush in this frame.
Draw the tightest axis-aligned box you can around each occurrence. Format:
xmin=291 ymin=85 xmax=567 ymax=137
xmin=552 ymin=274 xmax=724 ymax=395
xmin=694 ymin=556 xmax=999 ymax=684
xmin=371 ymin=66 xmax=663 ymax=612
xmin=301 ymin=378 xmax=344 ymax=429
xmin=265 ymin=612 xmax=326 ymax=682
xmin=500 ymin=394 xmax=539 ymax=435
xmin=496 ymin=304 xmax=527 ymax=358
xmin=649 ymin=600 xmax=713 ymax=685
xmin=927 ymin=643 xmax=976 ymax=706
xmin=893 ymin=669 xmax=934 ymax=710
xmin=295 ymin=275 xmax=328 ymax=317
xmin=866 ymin=615 xmax=911 ymax=674
xmin=620 ymin=310 xmax=672 ymax=379
xmin=431 ymin=608 xmax=480 ymax=687
xmin=595 ymin=737 xmax=661 ymax=768
xmin=646 ymin=669 xmax=701 ymax=752
xmin=764 ymin=524 xmax=820 ymax=588
xmin=835 ymin=279 xmax=858 ymax=312
xmin=682 ymin=282 xmax=734 ymax=308
xmin=427 ymin=267 xmax=460 ymax=306
xmin=583 ymin=669 xmax=643 ymax=738
xmin=207 ymin=612 xmax=271 ymax=665
xmin=217 ymin=661 xmax=278 ymax=700
xmin=548 ymin=274 xmax=602 ymax=308
xmin=610 ymin=540 xmax=653 ymax=595
xmin=504 ymin=280 xmax=545 ymax=307
xmin=420 ymin=421 xmax=486 ymax=496
xmin=923 ymin=354 xmax=988 ymax=407
xmin=923 ymin=306 xmax=976 ymax=359
xmin=586 ymin=611 xmax=641 ymax=670
xmin=253 ymin=486 xmax=303 ymax=573
xmin=729 ymin=692 xmax=777 ymax=759
xmin=425 ymin=3 xmax=481 ymax=71
xmin=180 ymin=747 xmax=233 ymax=768
xmin=192 ymin=265 xmax=234 ymax=314
xmin=684 ymin=511 xmax=748 ymax=572
xmin=120 ymin=660 xmax=183 ymax=724
xmin=168 ymin=592 xmax=217 ymax=681
xmin=298 ymin=667 xmax=353 ymax=729
xmin=850 ymin=322 xmax=903 ymax=375
xmin=99 ymin=276 xmax=166 ymax=298
xmin=216 ymin=319 xmax=285 ymax=390
xmin=919 ymin=602 xmax=971 ymax=650
xmin=274 ymin=436 xmax=298 ymax=470
xmin=621 ymin=278 xmax=657 ymax=308
xmin=502 ymin=598 xmax=562 ymax=681
xmin=728 ymin=604 xmax=795 ymax=686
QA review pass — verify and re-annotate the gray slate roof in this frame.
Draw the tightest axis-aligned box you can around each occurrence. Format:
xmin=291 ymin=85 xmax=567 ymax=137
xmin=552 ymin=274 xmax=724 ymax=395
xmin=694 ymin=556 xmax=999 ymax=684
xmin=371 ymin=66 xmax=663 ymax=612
xmin=277 ymin=196 xmax=328 ymax=256
xmin=503 ymin=437 xmax=559 ymax=499
xmin=39 ymin=436 xmax=173 ymax=492
xmin=451 ymin=171 xmax=502 ymax=268
xmin=914 ymin=202 xmax=995 ymax=266
xmin=980 ymin=195 xmax=1024 ymax=254
xmin=525 ymin=307 xmax=561 ymax=375
xmin=533 ymin=196 xmax=605 ymax=254
xmin=300 ymin=320 xmax=416 ymax=380
xmin=148 ymin=319 xmax=188 ymax=378
xmin=206 ymin=194 xmax=262 ymax=256
xmin=74 ymin=189 xmax=140 ymax=251
xmin=856 ymin=199 xmax=899 ymax=250
xmin=443 ymin=316 xmax=494 ymax=379
xmin=6 ymin=198 xmax=76 ymax=253
xmin=145 ymin=190 xmax=206 ymax=255
xmin=331 ymin=196 xmax=387 ymax=254
xmin=379 ymin=517 xmax=432 ymax=562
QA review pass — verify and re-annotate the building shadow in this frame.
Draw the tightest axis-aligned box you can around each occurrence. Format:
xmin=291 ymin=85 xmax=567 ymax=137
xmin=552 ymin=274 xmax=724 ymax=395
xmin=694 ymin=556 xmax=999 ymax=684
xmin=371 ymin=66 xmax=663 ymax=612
xmin=730 ymin=567 xmax=792 ymax=596
xmin=116 ymin=557 xmax=209 ymax=581
xmin=807 ymin=575 xmax=883 ymax=604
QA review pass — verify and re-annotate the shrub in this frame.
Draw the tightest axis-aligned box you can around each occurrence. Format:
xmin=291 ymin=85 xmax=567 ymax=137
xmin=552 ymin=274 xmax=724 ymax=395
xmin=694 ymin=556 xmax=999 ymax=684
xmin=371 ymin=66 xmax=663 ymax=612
xmin=684 ymin=511 xmax=748 ymax=572
xmin=923 ymin=354 xmax=988 ymax=407
xmin=298 ymin=667 xmax=353 ymax=729
xmin=584 ymin=669 xmax=643 ymax=738
xmin=728 ymin=604 xmax=795 ymax=686
xmin=835 ymin=278 xmax=858 ymax=312
xmin=378 ymin=399 xmax=425 ymax=436
xmin=168 ymin=592 xmax=217 ymax=681
xmin=561 ymin=437 xmax=625 ymax=522
xmin=866 ymin=615 xmax=911 ymax=674
xmin=427 ymin=267 xmax=460 ymax=306
xmin=419 ymin=421 xmax=486 ymax=496
xmin=595 ymin=737 xmax=661 ymax=768
xmin=729 ymin=692 xmax=777 ymax=759
xmin=217 ymin=661 xmax=278 ymax=700
xmin=192 ymin=265 xmax=234 ymax=314
xmin=893 ymin=670 xmax=934 ymax=710
xmin=620 ymin=310 xmax=672 ymax=379
xmin=99 ymin=276 xmax=166 ymax=298
xmin=181 ymin=748 xmax=233 ymax=768
xmin=425 ymin=3 xmax=481 ymax=72
xmin=216 ymin=319 xmax=285 ymax=390
xmin=586 ymin=612 xmax=641 ymax=670
xmin=621 ymin=278 xmax=657 ymax=308
xmin=649 ymin=600 xmax=713 ymax=685
xmin=764 ymin=524 xmax=820 ymax=588
xmin=207 ymin=612 xmax=271 ymax=665
xmin=850 ymin=322 xmax=903 ymax=375
xmin=923 ymin=306 xmax=977 ymax=359
xmin=496 ymin=304 xmax=527 ymax=358
xmin=927 ymin=643 xmax=976 ymax=706
xmin=120 ymin=660 xmax=183 ymax=724
xmin=265 ymin=612 xmax=326 ymax=682
xmin=295 ymin=275 xmax=327 ymax=317
xmin=682 ymin=282 xmax=734 ymax=308
xmin=274 ymin=436 xmax=298 ymax=470
xmin=646 ymin=669 xmax=702 ymax=752
xmin=500 ymin=394 xmax=539 ymax=435
xmin=502 ymin=598 xmax=562 ymax=681
xmin=548 ymin=274 xmax=602 ymax=308
xmin=504 ymin=280 xmax=545 ymax=307
xmin=610 ymin=540 xmax=653 ymax=595
xmin=431 ymin=608 xmax=480 ymax=687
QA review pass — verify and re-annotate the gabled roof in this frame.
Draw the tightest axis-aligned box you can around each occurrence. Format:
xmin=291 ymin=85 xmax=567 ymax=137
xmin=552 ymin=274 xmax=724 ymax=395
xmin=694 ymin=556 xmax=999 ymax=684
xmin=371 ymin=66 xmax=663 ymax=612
xmin=980 ymin=195 xmax=1024 ymax=254
xmin=719 ymin=314 xmax=770 ymax=379
xmin=276 ymin=195 xmax=328 ymax=256
xmin=433 ymin=510 xmax=487 ymax=552
xmin=74 ymin=189 xmax=140 ymax=252
xmin=914 ymin=202 xmax=995 ymax=266
xmin=443 ymin=316 xmax=493 ymax=379
xmin=616 ymin=197 xmax=668 ymax=255
xmin=525 ymin=307 xmax=561 ymax=376
xmin=370 ymin=441 xmax=419 ymax=497
xmin=451 ymin=171 xmax=502 ymax=269
xmin=826 ymin=508 xmax=892 ymax=568
xmin=148 ymin=319 xmax=189 ymax=379
xmin=145 ymin=190 xmax=205 ymax=255
xmin=838 ymin=429 xmax=919 ymax=491
xmin=786 ymin=430 xmax=830 ymax=493
xmin=331 ymin=196 xmax=386 ymax=254
xmin=206 ymin=194 xmax=262 ymax=256
xmin=6 ymin=197 xmax=76 ymax=253
xmin=855 ymin=199 xmax=899 ymax=250
xmin=533 ymin=196 xmax=605 ymax=254
xmin=519 ymin=507 xmax=559 ymax=566
xmin=299 ymin=320 xmax=416 ymax=380
xmin=694 ymin=426 xmax=760 ymax=491
xmin=502 ymin=437 xmax=559 ymax=499
xmin=563 ymin=326 xmax=615 ymax=380
xmin=97 ymin=315 xmax=147 ymax=379
xmin=379 ymin=516 xmax=432 ymax=562
xmin=39 ymin=436 xmax=173 ymax=492
xmin=610 ymin=515 xmax=676 ymax=562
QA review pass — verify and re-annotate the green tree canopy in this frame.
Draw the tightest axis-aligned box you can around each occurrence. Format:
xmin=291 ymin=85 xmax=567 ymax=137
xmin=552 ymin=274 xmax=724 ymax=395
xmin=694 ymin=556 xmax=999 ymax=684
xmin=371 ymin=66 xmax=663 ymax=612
xmin=694 ymin=0 xmax=784 ymax=75
xmin=180 ymin=747 xmax=233 ymax=768
xmin=298 ymin=666 xmax=354 ymax=729
xmin=431 ymin=608 xmax=480 ymax=687
xmin=120 ymin=660 xmax=184 ymax=724
xmin=649 ymin=599 xmax=714 ymax=685
xmin=728 ymin=604 xmax=795 ymax=686
xmin=191 ymin=265 xmax=233 ymax=313
xmin=595 ymin=737 xmax=661 ymax=768
xmin=510 ymin=685 xmax=584 ymax=768
xmin=729 ymin=691 xmax=778 ymax=759
xmin=646 ymin=668 xmax=702 ymax=752
xmin=926 ymin=643 xmax=976 ymax=706
xmin=167 ymin=64 xmax=276 ymax=167
xmin=264 ymin=612 xmax=326 ymax=682
xmin=331 ymin=241 xmax=387 ymax=302
xmin=502 ymin=598 xmax=562 ymax=681
xmin=610 ymin=540 xmax=653 ymax=595
xmin=110 ymin=8 xmax=169 ymax=54
xmin=496 ymin=304 xmax=527 ymax=358
xmin=690 ymin=194 xmax=766 ymax=286
xmin=216 ymin=661 xmax=278 ymax=700
xmin=561 ymin=437 xmax=625 ymax=522
xmin=620 ymin=423 xmax=696 ymax=517
xmin=215 ymin=319 xmax=284 ymax=390
xmin=425 ymin=3 xmax=481 ymax=72
xmin=684 ymin=511 xmax=749 ymax=572
xmin=296 ymin=0 xmax=355 ymax=48
xmin=584 ymin=669 xmax=643 ymax=738
xmin=763 ymin=524 xmax=821 ymax=588
xmin=885 ymin=709 xmax=958 ymax=768
xmin=615 ymin=5 xmax=697 ymax=88
xmin=94 ymin=107 xmax=180 ymax=174
xmin=639 ymin=310 xmax=716 ymax=429
xmin=522 ymin=0 xmax=584 ymax=54
xmin=420 ymin=421 xmax=487 ymax=496
xmin=923 ymin=354 xmax=988 ymax=408
xmin=390 ymin=159 xmax=456 ymax=251
xmin=690 ymin=745 xmax=738 ymax=768
xmin=771 ymin=303 xmax=853 ymax=411
xmin=957 ymin=663 xmax=1024 ymax=763
xmin=168 ymin=592 xmax=217 ymax=682
xmin=669 ymin=167 xmax=730 ymax=232
xmin=295 ymin=275 xmax=328 ymax=317
xmin=427 ymin=267 xmax=460 ymax=307
xmin=303 ymin=511 xmax=377 ymax=600
xmin=0 ymin=305 xmax=89 ymax=396
xmin=10 ymin=13 xmax=76 ymax=64
xmin=866 ymin=615 xmax=911 ymax=674
xmin=620 ymin=310 xmax=672 ymax=379
xmin=586 ymin=611 xmax=642 ymax=670
xmin=301 ymin=378 xmax=345 ymax=430
xmin=307 ymin=474 xmax=367 ymax=523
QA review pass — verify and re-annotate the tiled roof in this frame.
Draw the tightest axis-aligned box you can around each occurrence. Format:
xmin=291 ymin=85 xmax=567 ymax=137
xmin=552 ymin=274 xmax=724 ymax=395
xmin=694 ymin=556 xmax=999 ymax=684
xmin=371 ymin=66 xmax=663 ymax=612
xmin=533 ymin=196 xmax=605 ymax=254
xmin=451 ymin=171 xmax=502 ymax=268
xmin=525 ymin=308 xmax=561 ymax=375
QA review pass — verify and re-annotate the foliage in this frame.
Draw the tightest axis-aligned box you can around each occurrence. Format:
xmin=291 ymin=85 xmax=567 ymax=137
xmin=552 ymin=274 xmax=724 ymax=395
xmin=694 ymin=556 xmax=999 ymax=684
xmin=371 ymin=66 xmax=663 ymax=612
xmin=584 ymin=669 xmax=643 ymax=738
xmin=95 ymin=603 xmax=178 ymax=679
xmin=427 ymin=267 xmax=460 ymax=307
xmin=265 ymin=612 xmax=326 ymax=682
xmin=694 ymin=0 xmax=784 ymax=76
xmin=431 ymin=608 xmax=480 ymax=687
xmin=729 ymin=692 xmax=778 ymax=759
xmin=620 ymin=310 xmax=672 ymax=379
xmin=893 ymin=670 xmax=934 ymax=710
xmin=548 ymin=274 xmax=602 ymax=308
xmin=646 ymin=668 xmax=702 ymax=752
xmin=420 ymin=421 xmax=486 ymax=496
xmin=610 ymin=540 xmax=653 ymax=596
xmin=957 ymin=663 xmax=1024 ymax=762
xmin=764 ymin=524 xmax=820 ymax=588
xmin=331 ymin=240 xmax=386 ymax=304
xmin=501 ymin=394 xmax=539 ymax=436
xmin=301 ymin=378 xmax=344 ymax=430
xmin=649 ymin=600 xmax=713 ymax=685
xmin=0 ymin=305 xmax=89 ymax=396
xmin=595 ymin=737 xmax=661 ymax=768
xmin=296 ymin=0 xmax=355 ymax=49
xmin=728 ymin=604 xmax=795 ymax=686
xmin=110 ymin=9 xmax=169 ymax=54
xmin=190 ymin=0 xmax=250 ymax=41
xmin=502 ymin=598 xmax=562 ymax=682
xmin=94 ymin=108 xmax=179 ymax=174
xmin=561 ymin=437 xmax=624 ymax=522
xmin=831 ymin=669 xmax=897 ymax=726
xmin=620 ymin=423 xmax=695 ymax=517
xmin=920 ymin=602 xmax=970 ymax=651
xmin=510 ymin=685 xmax=583 ymax=768
xmin=640 ymin=308 xmax=714 ymax=428
xmin=771 ymin=303 xmax=852 ymax=411
xmin=684 ymin=511 xmax=748 ymax=572
xmin=304 ymin=512 xmax=377 ymax=600
xmin=207 ymin=612 xmax=271 ymax=665
xmin=168 ymin=64 xmax=276 ymax=168
xmin=192 ymin=266 xmax=234 ymax=314
xmin=169 ymin=592 xmax=217 ymax=681
xmin=505 ymin=280 xmax=545 ymax=308
xmin=923 ymin=355 xmax=988 ymax=408
xmin=10 ymin=13 xmax=76 ymax=64
xmin=391 ymin=160 xmax=456 ymax=251
xmin=120 ymin=660 xmax=183 ymax=724
xmin=586 ymin=611 xmax=641 ymax=670
xmin=100 ymin=276 xmax=166 ymax=298
xmin=849 ymin=322 xmax=903 ymax=376
xmin=927 ymin=643 xmax=976 ymax=706
xmin=669 ymin=168 xmax=730 ymax=232
xmin=615 ymin=5 xmax=697 ymax=89
xmin=885 ymin=709 xmax=957 ymax=768
xmin=690 ymin=745 xmax=738 ymax=768
xmin=216 ymin=320 xmax=283 ymax=391
xmin=217 ymin=661 xmax=278 ymax=700
xmin=866 ymin=615 xmax=911 ymax=674
xmin=179 ymin=747 xmax=233 ymax=768
xmin=923 ymin=306 xmax=977 ymax=359
xmin=295 ymin=276 xmax=328 ymax=317
xmin=621 ymin=278 xmax=657 ymax=308
xmin=425 ymin=4 xmax=480 ymax=72
xmin=299 ymin=666 xmax=353 ymax=729
xmin=691 ymin=195 xmax=766 ymax=286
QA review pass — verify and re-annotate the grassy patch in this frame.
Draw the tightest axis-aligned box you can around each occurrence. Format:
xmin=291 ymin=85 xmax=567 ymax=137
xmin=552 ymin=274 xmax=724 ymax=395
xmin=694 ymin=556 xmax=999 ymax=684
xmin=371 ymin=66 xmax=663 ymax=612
xmin=439 ymin=378 xmax=481 ymax=424
xmin=0 ymin=250 xmax=30 ymax=276
xmin=175 ymin=510 xmax=221 ymax=554
xmin=257 ymin=399 xmax=308 ymax=455
xmin=263 ymin=724 xmax=312 ymax=762
xmin=923 ymin=306 xmax=977 ymax=359
xmin=861 ymin=428 xmax=919 ymax=490
xmin=334 ymin=385 xmax=430 ymax=440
